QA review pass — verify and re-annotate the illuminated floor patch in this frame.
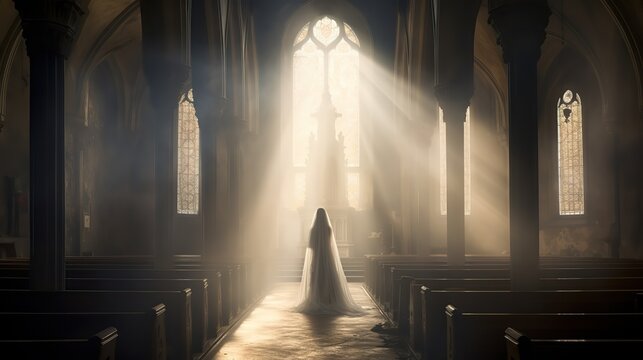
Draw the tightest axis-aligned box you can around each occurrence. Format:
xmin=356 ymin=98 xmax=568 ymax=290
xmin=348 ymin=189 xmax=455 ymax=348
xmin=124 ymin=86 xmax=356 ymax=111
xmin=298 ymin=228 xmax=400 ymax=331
xmin=211 ymin=283 xmax=409 ymax=359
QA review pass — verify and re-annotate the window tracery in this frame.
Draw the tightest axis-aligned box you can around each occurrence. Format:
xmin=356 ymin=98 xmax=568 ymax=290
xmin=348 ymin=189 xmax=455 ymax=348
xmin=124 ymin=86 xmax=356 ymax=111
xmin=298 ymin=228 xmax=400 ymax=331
xmin=557 ymin=89 xmax=584 ymax=215
xmin=177 ymin=89 xmax=200 ymax=215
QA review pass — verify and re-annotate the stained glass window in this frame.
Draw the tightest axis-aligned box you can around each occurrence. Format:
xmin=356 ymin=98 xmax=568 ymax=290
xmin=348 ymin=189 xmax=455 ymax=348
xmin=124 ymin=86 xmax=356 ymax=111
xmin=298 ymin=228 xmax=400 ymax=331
xmin=292 ymin=16 xmax=361 ymax=209
xmin=557 ymin=90 xmax=584 ymax=215
xmin=439 ymin=107 xmax=471 ymax=216
xmin=177 ymin=89 xmax=200 ymax=214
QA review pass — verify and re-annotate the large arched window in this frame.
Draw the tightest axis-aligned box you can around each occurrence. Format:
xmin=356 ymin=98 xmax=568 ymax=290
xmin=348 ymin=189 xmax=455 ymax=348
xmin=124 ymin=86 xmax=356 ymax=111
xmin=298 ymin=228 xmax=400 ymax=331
xmin=291 ymin=16 xmax=361 ymax=208
xmin=177 ymin=89 xmax=200 ymax=214
xmin=557 ymin=89 xmax=584 ymax=215
xmin=439 ymin=107 xmax=471 ymax=215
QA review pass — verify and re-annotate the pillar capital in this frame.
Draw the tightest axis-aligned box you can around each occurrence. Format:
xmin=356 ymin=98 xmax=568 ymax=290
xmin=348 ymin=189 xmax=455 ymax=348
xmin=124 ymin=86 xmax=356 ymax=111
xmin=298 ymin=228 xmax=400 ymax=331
xmin=488 ymin=1 xmax=550 ymax=63
xmin=13 ymin=0 xmax=85 ymax=58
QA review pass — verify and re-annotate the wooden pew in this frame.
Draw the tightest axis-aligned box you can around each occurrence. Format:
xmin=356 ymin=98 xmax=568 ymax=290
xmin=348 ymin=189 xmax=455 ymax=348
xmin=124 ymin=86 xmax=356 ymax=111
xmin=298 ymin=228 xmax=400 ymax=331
xmin=0 ymin=289 xmax=192 ymax=360
xmin=389 ymin=268 xmax=508 ymax=317
xmin=417 ymin=288 xmax=643 ymax=360
xmin=0 ymin=327 xmax=118 ymax=360
xmin=504 ymin=327 xmax=643 ymax=360
xmin=366 ymin=255 xmax=643 ymax=299
xmin=377 ymin=262 xmax=507 ymax=302
xmin=392 ymin=267 xmax=643 ymax=323
xmin=401 ymin=275 xmax=643 ymax=346
xmin=180 ymin=263 xmax=246 ymax=321
xmin=0 ymin=277 xmax=209 ymax=356
xmin=0 ymin=266 xmax=225 ymax=338
xmin=405 ymin=278 xmax=510 ymax=349
xmin=161 ymin=255 xmax=252 ymax=317
xmin=385 ymin=264 xmax=643 ymax=312
xmin=446 ymin=306 xmax=643 ymax=360
xmin=72 ymin=268 xmax=223 ymax=337
xmin=403 ymin=276 xmax=643 ymax=352
xmin=0 ymin=305 xmax=166 ymax=360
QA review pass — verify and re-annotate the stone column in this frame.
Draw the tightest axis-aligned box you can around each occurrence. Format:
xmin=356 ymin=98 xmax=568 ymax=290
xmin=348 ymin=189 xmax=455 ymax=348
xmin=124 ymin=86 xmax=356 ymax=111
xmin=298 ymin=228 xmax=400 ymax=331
xmin=605 ymin=120 xmax=621 ymax=258
xmin=489 ymin=0 xmax=550 ymax=290
xmin=13 ymin=0 xmax=85 ymax=290
xmin=437 ymin=93 xmax=469 ymax=266
xmin=431 ymin=0 xmax=479 ymax=265
xmin=226 ymin=118 xmax=242 ymax=256
xmin=191 ymin=0 xmax=225 ymax=261
xmin=149 ymin=76 xmax=187 ymax=269
xmin=140 ymin=0 xmax=190 ymax=268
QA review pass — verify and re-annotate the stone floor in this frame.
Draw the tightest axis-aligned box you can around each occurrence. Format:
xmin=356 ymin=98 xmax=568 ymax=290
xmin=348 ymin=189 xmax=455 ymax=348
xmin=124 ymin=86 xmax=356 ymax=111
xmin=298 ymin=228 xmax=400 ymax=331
xmin=211 ymin=283 xmax=411 ymax=360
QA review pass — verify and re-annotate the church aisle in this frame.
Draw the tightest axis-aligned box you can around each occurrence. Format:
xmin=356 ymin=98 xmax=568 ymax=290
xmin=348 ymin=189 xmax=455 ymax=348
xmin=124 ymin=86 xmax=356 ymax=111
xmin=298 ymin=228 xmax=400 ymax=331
xmin=212 ymin=283 xmax=409 ymax=359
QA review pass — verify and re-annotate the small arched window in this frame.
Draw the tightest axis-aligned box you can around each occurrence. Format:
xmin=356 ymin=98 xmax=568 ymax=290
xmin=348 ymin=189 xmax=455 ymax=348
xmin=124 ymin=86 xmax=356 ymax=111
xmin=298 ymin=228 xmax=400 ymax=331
xmin=177 ymin=89 xmax=200 ymax=215
xmin=557 ymin=89 xmax=584 ymax=215
xmin=439 ymin=107 xmax=471 ymax=215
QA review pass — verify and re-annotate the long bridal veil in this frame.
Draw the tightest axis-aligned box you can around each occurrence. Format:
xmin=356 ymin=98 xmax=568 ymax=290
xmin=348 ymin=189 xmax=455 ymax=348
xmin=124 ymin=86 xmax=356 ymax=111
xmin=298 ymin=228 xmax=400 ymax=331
xmin=295 ymin=208 xmax=365 ymax=316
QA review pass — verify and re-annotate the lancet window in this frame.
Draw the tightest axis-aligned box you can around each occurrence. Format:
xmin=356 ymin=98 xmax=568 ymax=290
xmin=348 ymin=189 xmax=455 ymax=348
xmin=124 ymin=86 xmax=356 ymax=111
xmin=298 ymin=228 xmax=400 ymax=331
xmin=177 ymin=89 xmax=200 ymax=215
xmin=557 ymin=89 xmax=584 ymax=215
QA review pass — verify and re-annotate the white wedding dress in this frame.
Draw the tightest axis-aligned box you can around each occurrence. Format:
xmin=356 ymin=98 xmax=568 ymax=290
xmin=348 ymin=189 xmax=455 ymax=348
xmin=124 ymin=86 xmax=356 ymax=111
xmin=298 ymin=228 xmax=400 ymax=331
xmin=295 ymin=208 xmax=365 ymax=316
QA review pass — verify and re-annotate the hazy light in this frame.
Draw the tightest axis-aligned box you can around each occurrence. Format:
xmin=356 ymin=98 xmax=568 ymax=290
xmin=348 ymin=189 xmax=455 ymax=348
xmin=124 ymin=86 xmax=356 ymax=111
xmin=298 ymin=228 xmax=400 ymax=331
xmin=290 ymin=17 xmax=361 ymax=209
xmin=439 ymin=107 xmax=471 ymax=216
xmin=272 ymin=20 xmax=510 ymax=259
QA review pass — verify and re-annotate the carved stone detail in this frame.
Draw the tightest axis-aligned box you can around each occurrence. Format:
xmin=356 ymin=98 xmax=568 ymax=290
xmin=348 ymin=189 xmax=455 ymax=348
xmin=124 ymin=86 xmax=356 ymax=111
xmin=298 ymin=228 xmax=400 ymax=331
xmin=13 ymin=0 xmax=85 ymax=58
xmin=488 ymin=1 xmax=551 ymax=63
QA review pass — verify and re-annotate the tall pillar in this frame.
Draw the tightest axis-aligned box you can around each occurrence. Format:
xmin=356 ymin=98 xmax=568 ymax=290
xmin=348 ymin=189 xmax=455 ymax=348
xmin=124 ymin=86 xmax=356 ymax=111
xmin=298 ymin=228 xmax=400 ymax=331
xmin=226 ymin=120 xmax=242 ymax=256
xmin=149 ymin=79 xmax=186 ymax=269
xmin=140 ymin=0 xmax=190 ymax=269
xmin=489 ymin=0 xmax=550 ymax=290
xmin=605 ymin=120 xmax=621 ymax=258
xmin=431 ymin=0 xmax=479 ymax=265
xmin=191 ymin=0 xmax=225 ymax=262
xmin=198 ymin=102 xmax=222 ymax=260
xmin=437 ymin=94 xmax=469 ymax=266
xmin=13 ymin=0 xmax=85 ymax=290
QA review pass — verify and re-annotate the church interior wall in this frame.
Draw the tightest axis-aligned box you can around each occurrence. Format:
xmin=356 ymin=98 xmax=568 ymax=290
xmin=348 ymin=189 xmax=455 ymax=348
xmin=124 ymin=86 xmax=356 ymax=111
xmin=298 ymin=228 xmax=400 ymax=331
xmin=0 ymin=37 xmax=29 ymax=256
xmin=538 ymin=45 xmax=611 ymax=257
xmin=536 ymin=0 xmax=643 ymax=258
xmin=0 ymin=0 xmax=640 ymax=260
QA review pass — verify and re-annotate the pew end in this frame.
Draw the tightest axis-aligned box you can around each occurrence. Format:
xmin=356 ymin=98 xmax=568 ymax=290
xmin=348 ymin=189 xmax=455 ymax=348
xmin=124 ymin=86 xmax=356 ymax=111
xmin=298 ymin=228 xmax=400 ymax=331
xmin=0 ymin=327 xmax=118 ymax=360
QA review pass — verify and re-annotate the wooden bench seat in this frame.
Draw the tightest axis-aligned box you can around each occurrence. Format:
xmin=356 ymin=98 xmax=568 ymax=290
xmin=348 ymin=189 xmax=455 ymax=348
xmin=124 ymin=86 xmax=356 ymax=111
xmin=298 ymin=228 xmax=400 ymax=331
xmin=408 ymin=277 xmax=643 ymax=339
xmin=0 ymin=305 xmax=166 ymax=360
xmin=0 ymin=289 xmax=192 ymax=360
xmin=400 ymin=275 xmax=643 ymax=346
xmin=376 ymin=263 xmax=508 ymax=301
xmin=388 ymin=268 xmax=508 ymax=316
xmin=504 ymin=327 xmax=643 ymax=360
xmin=446 ymin=306 xmax=643 ymax=360
xmin=73 ymin=268 xmax=224 ymax=337
xmin=0 ymin=327 xmax=118 ymax=360
xmin=0 ymin=266 xmax=227 ymax=335
xmin=381 ymin=264 xmax=643 ymax=309
xmin=391 ymin=267 xmax=643 ymax=322
xmin=415 ymin=288 xmax=643 ymax=360
xmin=365 ymin=254 xmax=643 ymax=290
xmin=366 ymin=256 xmax=643 ymax=295
xmin=0 ymin=277 xmax=209 ymax=355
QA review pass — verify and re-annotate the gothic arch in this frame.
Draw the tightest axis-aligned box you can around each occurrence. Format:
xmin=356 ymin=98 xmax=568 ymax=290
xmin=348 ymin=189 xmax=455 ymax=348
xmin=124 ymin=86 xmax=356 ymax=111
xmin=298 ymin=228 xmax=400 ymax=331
xmin=282 ymin=0 xmax=372 ymax=54
xmin=0 ymin=19 xmax=23 ymax=131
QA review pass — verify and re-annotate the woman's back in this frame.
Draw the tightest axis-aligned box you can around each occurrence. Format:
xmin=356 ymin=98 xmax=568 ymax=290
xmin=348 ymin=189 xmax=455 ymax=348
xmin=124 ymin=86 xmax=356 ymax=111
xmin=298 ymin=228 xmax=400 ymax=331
xmin=295 ymin=208 xmax=365 ymax=315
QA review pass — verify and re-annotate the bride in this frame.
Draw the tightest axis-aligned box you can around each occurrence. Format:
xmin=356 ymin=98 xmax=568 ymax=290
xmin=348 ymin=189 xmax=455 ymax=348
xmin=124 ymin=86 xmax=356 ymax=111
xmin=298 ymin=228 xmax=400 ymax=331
xmin=295 ymin=208 xmax=365 ymax=315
